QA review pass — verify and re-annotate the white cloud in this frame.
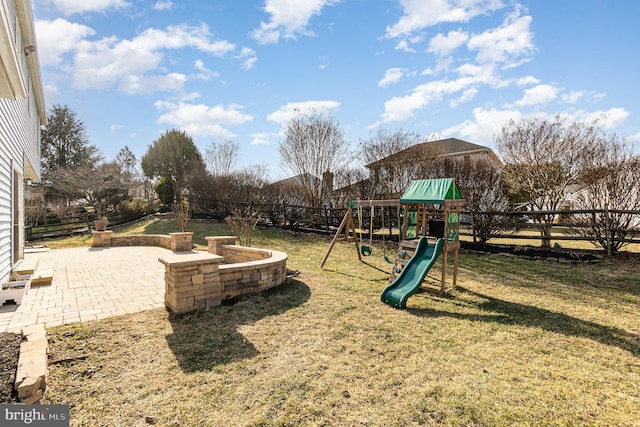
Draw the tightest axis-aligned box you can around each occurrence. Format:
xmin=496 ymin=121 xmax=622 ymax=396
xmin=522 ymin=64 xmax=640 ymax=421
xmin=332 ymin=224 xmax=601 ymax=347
xmin=467 ymin=12 xmax=534 ymax=66
xmin=237 ymin=48 xmax=258 ymax=70
xmin=35 ymin=19 xmax=95 ymax=67
xmin=250 ymin=133 xmax=273 ymax=145
xmin=385 ymin=0 xmax=504 ymax=38
xmin=251 ymin=0 xmax=337 ymax=44
xmin=441 ymin=107 xmax=631 ymax=146
xmin=394 ymin=39 xmax=416 ymax=53
xmin=450 ymin=87 xmax=479 ymax=108
xmin=561 ymin=108 xmax=630 ymax=129
xmin=516 ymin=75 xmax=540 ymax=86
xmin=42 ymin=0 xmax=130 ymax=15
xmin=378 ymin=68 xmax=406 ymax=87
xmin=515 ymin=84 xmax=558 ymax=106
xmin=131 ymin=25 xmax=235 ymax=56
xmin=69 ymin=24 xmax=235 ymax=94
xmin=374 ymin=68 xmax=498 ymax=125
xmin=154 ymin=101 xmax=253 ymax=138
xmin=629 ymin=131 xmax=640 ymax=142
xmin=43 ymin=83 xmax=58 ymax=101
xmin=119 ymin=73 xmax=187 ymax=95
xmin=442 ymin=106 xmax=525 ymax=144
xmin=267 ymin=100 xmax=340 ymax=126
xmin=193 ymin=59 xmax=220 ymax=81
xmin=561 ymin=90 xmax=585 ymax=104
xmin=152 ymin=0 xmax=174 ymax=11
xmin=428 ymin=30 xmax=469 ymax=56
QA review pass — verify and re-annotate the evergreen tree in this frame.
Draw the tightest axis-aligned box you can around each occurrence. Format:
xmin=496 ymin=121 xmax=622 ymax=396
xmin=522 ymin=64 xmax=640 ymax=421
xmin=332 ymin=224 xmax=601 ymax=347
xmin=41 ymin=104 xmax=100 ymax=178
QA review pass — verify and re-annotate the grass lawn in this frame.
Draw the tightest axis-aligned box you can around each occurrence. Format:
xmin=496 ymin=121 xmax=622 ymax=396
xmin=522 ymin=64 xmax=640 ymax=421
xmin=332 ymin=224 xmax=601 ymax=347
xmin=41 ymin=220 xmax=640 ymax=426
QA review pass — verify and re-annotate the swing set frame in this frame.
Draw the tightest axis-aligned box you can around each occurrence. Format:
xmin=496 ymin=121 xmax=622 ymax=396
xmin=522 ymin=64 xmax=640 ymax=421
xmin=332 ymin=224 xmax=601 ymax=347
xmin=320 ymin=199 xmax=400 ymax=269
xmin=320 ymin=179 xmax=465 ymax=293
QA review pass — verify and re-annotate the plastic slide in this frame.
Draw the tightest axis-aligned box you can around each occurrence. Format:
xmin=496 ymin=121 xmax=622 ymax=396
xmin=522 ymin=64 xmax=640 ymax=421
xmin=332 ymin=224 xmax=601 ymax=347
xmin=380 ymin=237 xmax=444 ymax=309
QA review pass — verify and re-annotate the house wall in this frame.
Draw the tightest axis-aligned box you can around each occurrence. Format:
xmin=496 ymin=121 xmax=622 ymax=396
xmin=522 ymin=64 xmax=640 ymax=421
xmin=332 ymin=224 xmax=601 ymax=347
xmin=0 ymin=92 xmax=40 ymax=283
xmin=0 ymin=0 xmax=43 ymax=284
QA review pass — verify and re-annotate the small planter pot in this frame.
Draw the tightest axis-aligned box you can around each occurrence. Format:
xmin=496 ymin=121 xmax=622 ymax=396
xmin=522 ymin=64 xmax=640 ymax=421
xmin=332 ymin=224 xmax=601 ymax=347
xmin=94 ymin=220 xmax=109 ymax=231
xmin=0 ymin=275 xmax=32 ymax=306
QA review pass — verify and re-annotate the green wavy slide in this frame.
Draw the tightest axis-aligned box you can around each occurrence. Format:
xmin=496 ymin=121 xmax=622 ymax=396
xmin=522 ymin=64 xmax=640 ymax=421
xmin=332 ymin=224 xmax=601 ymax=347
xmin=381 ymin=237 xmax=444 ymax=309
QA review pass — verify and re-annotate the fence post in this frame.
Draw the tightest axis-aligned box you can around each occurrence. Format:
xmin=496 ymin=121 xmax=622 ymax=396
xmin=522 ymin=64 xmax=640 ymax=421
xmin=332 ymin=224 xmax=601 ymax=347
xmin=471 ymin=212 xmax=477 ymax=243
xmin=282 ymin=202 xmax=287 ymax=227
xmin=324 ymin=205 xmax=330 ymax=231
xmin=604 ymin=203 xmax=611 ymax=256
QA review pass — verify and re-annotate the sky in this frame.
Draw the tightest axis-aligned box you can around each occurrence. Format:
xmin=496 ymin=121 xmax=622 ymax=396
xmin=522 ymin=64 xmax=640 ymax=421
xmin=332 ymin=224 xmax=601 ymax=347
xmin=32 ymin=0 xmax=640 ymax=180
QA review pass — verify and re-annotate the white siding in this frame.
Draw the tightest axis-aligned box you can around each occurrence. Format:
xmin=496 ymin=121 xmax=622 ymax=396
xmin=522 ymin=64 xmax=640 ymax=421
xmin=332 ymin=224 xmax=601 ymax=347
xmin=0 ymin=0 xmax=46 ymax=283
xmin=0 ymin=0 xmax=43 ymax=283
xmin=0 ymin=68 xmax=40 ymax=284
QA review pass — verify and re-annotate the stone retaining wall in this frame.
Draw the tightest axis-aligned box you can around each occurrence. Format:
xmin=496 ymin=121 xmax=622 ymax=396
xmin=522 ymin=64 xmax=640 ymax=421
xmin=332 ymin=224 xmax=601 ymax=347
xmin=15 ymin=324 xmax=48 ymax=404
xmin=93 ymin=232 xmax=192 ymax=251
xmin=159 ymin=252 xmax=224 ymax=313
xmin=159 ymin=236 xmax=288 ymax=313
xmin=109 ymin=234 xmax=171 ymax=249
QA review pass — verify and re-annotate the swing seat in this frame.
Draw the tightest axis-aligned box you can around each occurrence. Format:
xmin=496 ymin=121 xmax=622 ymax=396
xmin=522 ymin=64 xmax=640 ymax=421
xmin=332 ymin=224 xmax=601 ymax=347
xmin=360 ymin=245 xmax=372 ymax=256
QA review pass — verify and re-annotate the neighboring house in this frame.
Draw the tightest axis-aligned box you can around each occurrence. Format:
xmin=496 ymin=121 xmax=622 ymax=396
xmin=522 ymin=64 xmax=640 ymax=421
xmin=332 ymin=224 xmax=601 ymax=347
xmin=362 ymin=137 xmax=502 ymax=199
xmin=366 ymin=137 xmax=501 ymax=176
xmin=266 ymin=172 xmax=334 ymax=206
xmin=0 ymin=0 xmax=46 ymax=283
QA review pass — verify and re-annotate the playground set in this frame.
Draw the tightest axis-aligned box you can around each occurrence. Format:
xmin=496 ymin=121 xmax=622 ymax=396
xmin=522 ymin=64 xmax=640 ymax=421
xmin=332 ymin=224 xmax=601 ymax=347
xmin=321 ymin=178 xmax=464 ymax=309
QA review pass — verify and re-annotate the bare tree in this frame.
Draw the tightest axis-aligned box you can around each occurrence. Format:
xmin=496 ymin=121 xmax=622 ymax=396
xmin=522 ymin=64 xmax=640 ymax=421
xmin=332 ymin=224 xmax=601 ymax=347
xmin=449 ymin=158 xmax=510 ymax=243
xmin=205 ymin=140 xmax=239 ymax=177
xmin=114 ymin=145 xmax=138 ymax=185
xmin=357 ymin=128 xmax=434 ymax=198
xmin=279 ymin=111 xmax=349 ymax=207
xmin=358 ymin=128 xmax=422 ymax=165
xmin=50 ymin=162 xmax=127 ymax=219
xmin=496 ymin=115 xmax=602 ymax=247
xmin=329 ymin=166 xmax=372 ymax=207
xmin=569 ymin=136 xmax=640 ymax=253
xmin=225 ymin=209 xmax=259 ymax=247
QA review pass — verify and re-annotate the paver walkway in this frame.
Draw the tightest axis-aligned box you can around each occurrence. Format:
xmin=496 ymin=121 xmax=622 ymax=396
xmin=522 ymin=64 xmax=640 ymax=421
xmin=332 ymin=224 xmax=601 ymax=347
xmin=0 ymin=246 xmax=171 ymax=333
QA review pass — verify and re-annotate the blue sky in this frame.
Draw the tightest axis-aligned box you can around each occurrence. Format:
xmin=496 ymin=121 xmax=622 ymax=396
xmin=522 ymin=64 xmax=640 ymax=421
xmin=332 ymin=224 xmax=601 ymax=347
xmin=33 ymin=0 xmax=640 ymax=180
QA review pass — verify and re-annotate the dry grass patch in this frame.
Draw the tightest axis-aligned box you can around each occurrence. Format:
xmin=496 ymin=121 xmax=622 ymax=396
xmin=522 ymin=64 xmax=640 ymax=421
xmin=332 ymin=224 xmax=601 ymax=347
xmin=43 ymin=227 xmax=640 ymax=426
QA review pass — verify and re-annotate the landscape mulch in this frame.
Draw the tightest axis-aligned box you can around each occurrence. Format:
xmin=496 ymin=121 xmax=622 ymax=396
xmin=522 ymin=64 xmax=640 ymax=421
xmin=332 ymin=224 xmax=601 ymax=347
xmin=0 ymin=332 xmax=21 ymax=403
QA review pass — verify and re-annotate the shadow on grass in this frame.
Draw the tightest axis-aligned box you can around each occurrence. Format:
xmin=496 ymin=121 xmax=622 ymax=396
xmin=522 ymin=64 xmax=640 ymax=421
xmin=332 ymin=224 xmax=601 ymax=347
xmin=165 ymin=279 xmax=311 ymax=372
xmin=323 ymin=259 xmax=391 ymax=278
xmin=408 ymin=286 xmax=640 ymax=357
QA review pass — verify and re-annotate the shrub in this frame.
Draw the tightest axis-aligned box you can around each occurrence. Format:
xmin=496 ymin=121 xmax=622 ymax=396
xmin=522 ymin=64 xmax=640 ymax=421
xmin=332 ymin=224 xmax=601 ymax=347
xmin=118 ymin=198 xmax=150 ymax=222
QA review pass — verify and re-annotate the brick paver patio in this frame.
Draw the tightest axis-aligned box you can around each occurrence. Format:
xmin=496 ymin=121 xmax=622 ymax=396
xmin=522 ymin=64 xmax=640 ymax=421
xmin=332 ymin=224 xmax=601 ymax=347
xmin=0 ymin=246 xmax=171 ymax=333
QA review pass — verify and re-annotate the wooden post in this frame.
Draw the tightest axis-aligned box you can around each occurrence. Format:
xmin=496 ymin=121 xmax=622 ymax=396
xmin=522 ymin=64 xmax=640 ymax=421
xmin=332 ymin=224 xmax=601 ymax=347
xmin=604 ymin=203 xmax=611 ymax=256
xmin=324 ymin=205 xmax=330 ymax=231
xmin=321 ymin=208 xmax=361 ymax=268
xmin=282 ymin=202 xmax=287 ymax=227
xmin=402 ymin=204 xmax=408 ymax=240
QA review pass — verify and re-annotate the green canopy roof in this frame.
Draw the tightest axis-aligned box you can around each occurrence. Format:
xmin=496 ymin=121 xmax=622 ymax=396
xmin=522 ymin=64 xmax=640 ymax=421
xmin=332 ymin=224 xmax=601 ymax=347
xmin=400 ymin=178 xmax=462 ymax=204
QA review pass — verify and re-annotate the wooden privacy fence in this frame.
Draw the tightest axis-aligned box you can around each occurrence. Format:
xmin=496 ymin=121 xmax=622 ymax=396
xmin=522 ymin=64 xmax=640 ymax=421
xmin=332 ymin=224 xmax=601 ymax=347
xmin=464 ymin=207 xmax=640 ymax=255
xmin=190 ymin=200 xmax=640 ymax=253
xmin=26 ymin=198 xmax=640 ymax=255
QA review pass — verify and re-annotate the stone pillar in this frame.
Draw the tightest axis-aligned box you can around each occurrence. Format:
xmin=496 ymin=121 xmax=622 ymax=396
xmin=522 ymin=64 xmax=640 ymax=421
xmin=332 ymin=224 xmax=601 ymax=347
xmin=205 ymin=236 xmax=236 ymax=255
xmin=92 ymin=230 xmax=113 ymax=247
xmin=159 ymin=252 xmax=224 ymax=313
xmin=169 ymin=232 xmax=194 ymax=252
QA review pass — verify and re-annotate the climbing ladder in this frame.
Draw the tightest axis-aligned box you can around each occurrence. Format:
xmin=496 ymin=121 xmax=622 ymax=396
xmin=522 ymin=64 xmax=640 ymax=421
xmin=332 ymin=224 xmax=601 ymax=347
xmin=388 ymin=239 xmax=422 ymax=283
